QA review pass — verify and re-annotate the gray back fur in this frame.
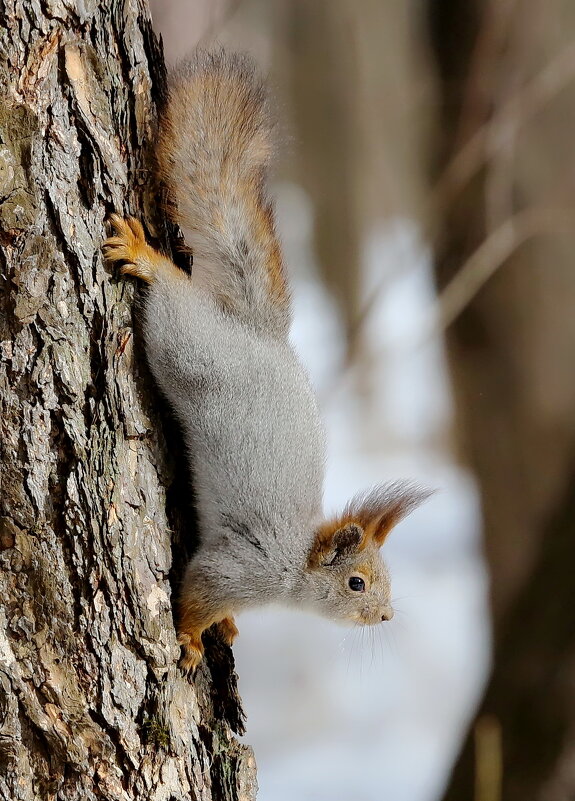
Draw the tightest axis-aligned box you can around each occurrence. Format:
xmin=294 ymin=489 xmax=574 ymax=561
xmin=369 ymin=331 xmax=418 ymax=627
xmin=144 ymin=276 xmax=326 ymax=607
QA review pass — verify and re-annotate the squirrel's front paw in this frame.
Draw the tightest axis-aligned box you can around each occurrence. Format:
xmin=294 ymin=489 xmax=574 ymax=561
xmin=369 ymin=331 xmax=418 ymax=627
xmin=177 ymin=631 xmax=204 ymax=673
xmin=103 ymin=214 xmax=157 ymax=283
xmin=217 ymin=616 xmax=239 ymax=645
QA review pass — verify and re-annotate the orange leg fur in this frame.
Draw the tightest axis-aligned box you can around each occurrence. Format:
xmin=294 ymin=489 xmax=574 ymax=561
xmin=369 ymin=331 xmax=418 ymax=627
xmin=177 ymin=596 xmax=238 ymax=672
xmin=217 ymin=616 xmax=239 ymax=645
xmin=177 ymin=628 xmax=205 ymax=673
xmin=103 ymin=214 xmax=187 ymax=284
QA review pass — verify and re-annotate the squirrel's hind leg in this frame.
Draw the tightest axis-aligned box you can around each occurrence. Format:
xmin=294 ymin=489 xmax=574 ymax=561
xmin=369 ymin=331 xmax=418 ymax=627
xmin=104 ymin=214 xmax=186 ymax=285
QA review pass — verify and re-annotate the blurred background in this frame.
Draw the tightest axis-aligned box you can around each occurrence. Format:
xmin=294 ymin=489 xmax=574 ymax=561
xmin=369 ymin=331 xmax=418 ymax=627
xmin=150 ymin=2 xmax=575 ymax=800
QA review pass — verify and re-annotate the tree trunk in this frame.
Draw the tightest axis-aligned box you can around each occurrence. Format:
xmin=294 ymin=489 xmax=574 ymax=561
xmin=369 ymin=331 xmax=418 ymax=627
xmin=0 ymin=2 xmax=256 ymax=799
xmin=427 ymin=1 xmax=575 ymax=798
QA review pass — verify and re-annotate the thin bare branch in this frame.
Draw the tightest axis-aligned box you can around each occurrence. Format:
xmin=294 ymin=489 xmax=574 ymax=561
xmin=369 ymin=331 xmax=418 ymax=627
xmin=430 ymin=207 xmax=575 ymax=335
xmin=432 ymin=40 xmax=575 ymax=217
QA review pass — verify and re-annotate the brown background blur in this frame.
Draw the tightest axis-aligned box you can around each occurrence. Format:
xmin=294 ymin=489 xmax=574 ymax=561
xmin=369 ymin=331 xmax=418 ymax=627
xmin=151 ymin=3 xmax=575 ymax=800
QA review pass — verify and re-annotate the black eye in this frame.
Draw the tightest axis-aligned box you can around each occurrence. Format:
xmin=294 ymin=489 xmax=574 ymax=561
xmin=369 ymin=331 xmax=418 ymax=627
xmin=348 ymin=576 xmax=365 ymax=592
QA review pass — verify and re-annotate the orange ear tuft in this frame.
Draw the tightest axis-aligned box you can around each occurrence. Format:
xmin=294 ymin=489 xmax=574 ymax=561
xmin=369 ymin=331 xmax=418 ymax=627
xmin=308 ymin=482 xmax=431 ymax=567
xmin=309 ymin=482 xmax=432 ymax=567
xmin=346 ymin=481 xmax=433 ymax=546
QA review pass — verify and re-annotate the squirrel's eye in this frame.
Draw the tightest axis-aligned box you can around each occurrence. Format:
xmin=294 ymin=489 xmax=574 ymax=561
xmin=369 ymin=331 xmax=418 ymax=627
xmin=348 ymin=576 xmax=365 ymax=592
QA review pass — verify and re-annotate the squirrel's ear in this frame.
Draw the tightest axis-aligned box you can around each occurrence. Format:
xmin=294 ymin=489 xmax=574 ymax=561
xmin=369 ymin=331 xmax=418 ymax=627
xmin=308 ymin=523 xmax=364 ymax=568
xmin=347 ymin=482 xmax=433 ymax=546
xmin=308 ymin=483 xmax=432 ymax=568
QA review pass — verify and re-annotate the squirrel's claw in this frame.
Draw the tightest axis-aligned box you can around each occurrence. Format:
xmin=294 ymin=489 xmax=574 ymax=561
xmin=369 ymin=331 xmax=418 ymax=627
xmin=217 ymin=616 xmax=239 ymax=645
xmin=103 ymin=214 xmax=156 ymax=283
xmin=104 ymin=213 xmax=187 ymax=285
xmin=177 ymin=632 xmax=204 ymax=673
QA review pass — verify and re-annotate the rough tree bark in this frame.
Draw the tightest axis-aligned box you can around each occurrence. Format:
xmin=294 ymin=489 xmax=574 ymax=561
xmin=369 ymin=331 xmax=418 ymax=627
xmin=0 ymin=2 xmax=256 ymax=799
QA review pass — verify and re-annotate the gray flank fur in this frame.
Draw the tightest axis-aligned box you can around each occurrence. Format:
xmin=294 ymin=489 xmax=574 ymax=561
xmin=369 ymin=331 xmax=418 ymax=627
xmin=143 ymin=275 xmax=326 ymax=610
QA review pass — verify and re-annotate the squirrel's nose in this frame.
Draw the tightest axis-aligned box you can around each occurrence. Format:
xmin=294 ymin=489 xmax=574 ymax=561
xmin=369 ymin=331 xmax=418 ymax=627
xmin=381 ymin=606 xmax=394 ymax=622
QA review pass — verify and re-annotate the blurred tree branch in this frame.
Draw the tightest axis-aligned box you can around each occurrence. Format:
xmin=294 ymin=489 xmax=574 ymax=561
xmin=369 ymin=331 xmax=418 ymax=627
xmin=426 ymin=0 xmax=575 ymax=798
xmin=430 ymin=206 xmax=575 ymax=334
xmin=432 ymin=39 xmax=575 ymax=223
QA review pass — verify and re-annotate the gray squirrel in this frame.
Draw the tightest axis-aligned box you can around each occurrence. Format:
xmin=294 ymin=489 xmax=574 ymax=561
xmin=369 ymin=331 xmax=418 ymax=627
xmin=104 ymin=51 xmax=430 ymax=671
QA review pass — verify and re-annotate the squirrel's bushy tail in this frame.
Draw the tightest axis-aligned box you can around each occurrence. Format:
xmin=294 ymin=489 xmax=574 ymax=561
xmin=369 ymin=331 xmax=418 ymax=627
xmin=157 ymin=51 xmax=289 ymax=333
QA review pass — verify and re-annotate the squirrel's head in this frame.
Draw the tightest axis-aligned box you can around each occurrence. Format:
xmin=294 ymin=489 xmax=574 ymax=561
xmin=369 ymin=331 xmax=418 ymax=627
xmin=302 ymin=482 xmax=431 ymax=626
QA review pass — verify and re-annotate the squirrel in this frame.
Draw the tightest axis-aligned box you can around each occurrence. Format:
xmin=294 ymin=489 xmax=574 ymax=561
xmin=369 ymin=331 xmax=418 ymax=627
xmin=104 ymin=51 xmax=430 ymax=671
